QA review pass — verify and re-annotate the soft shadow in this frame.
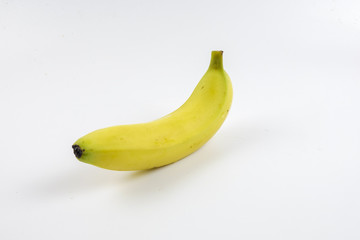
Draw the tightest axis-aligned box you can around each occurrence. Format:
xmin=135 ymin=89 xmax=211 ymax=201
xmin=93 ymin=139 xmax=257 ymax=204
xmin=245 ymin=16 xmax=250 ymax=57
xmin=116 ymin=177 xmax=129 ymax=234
xmin=117 ymin=123 xmax=264 ymax=199
xmin=26 ymin=166 xmax=121 ymax=201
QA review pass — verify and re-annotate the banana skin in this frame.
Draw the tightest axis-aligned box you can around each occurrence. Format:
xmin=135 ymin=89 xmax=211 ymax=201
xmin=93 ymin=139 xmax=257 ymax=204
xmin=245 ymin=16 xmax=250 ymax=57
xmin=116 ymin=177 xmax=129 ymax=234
xmin=72 ymin=51 xmax=233 ymax=171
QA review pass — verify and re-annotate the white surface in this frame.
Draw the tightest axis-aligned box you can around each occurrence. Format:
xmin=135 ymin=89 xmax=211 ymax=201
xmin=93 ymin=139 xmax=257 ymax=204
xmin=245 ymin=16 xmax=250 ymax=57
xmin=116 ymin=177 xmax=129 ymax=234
xmin=1 ymin=0 xmax=360 ymax=239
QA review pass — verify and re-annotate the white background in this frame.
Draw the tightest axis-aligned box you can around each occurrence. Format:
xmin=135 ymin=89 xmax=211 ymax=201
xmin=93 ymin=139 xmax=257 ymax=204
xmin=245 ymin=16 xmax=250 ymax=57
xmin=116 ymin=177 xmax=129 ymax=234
xmin=1 ymin=0 xmax=360 ymax=239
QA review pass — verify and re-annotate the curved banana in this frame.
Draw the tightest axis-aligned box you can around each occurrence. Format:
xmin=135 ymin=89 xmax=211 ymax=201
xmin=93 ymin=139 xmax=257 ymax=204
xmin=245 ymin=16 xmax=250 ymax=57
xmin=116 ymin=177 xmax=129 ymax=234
xmin=72 ymin=51 xmax=233 ymax=171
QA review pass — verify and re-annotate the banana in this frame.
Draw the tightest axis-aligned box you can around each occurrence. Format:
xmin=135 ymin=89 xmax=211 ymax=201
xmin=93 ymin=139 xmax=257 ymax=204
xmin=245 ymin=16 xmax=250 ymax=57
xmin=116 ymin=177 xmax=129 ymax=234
xmin=72 ymin=50 xmax=233 ymax=171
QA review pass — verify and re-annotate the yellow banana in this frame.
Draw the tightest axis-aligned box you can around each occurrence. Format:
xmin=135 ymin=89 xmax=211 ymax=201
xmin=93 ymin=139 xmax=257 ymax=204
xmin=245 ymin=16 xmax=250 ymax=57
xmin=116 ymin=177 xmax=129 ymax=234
xmin=72 ymin=50 xmax=233 ymax=171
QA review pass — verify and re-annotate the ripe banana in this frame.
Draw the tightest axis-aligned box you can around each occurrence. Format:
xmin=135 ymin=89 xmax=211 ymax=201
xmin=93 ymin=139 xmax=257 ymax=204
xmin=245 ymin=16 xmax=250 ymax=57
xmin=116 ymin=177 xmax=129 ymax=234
xmin=72 ymin=50 xmax=233 ymax=171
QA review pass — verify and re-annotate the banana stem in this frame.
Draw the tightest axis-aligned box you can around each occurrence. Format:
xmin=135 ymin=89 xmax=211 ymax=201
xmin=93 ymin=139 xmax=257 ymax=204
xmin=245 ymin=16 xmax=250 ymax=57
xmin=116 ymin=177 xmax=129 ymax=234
xmin=209 ymin=50 xmax=224 ymax=70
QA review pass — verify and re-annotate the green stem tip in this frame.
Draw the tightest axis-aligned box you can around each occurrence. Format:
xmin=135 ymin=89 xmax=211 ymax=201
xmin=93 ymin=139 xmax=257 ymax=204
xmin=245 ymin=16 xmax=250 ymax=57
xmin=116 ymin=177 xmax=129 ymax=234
xmin=209 ymin=50 xmax=224 ymax=69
